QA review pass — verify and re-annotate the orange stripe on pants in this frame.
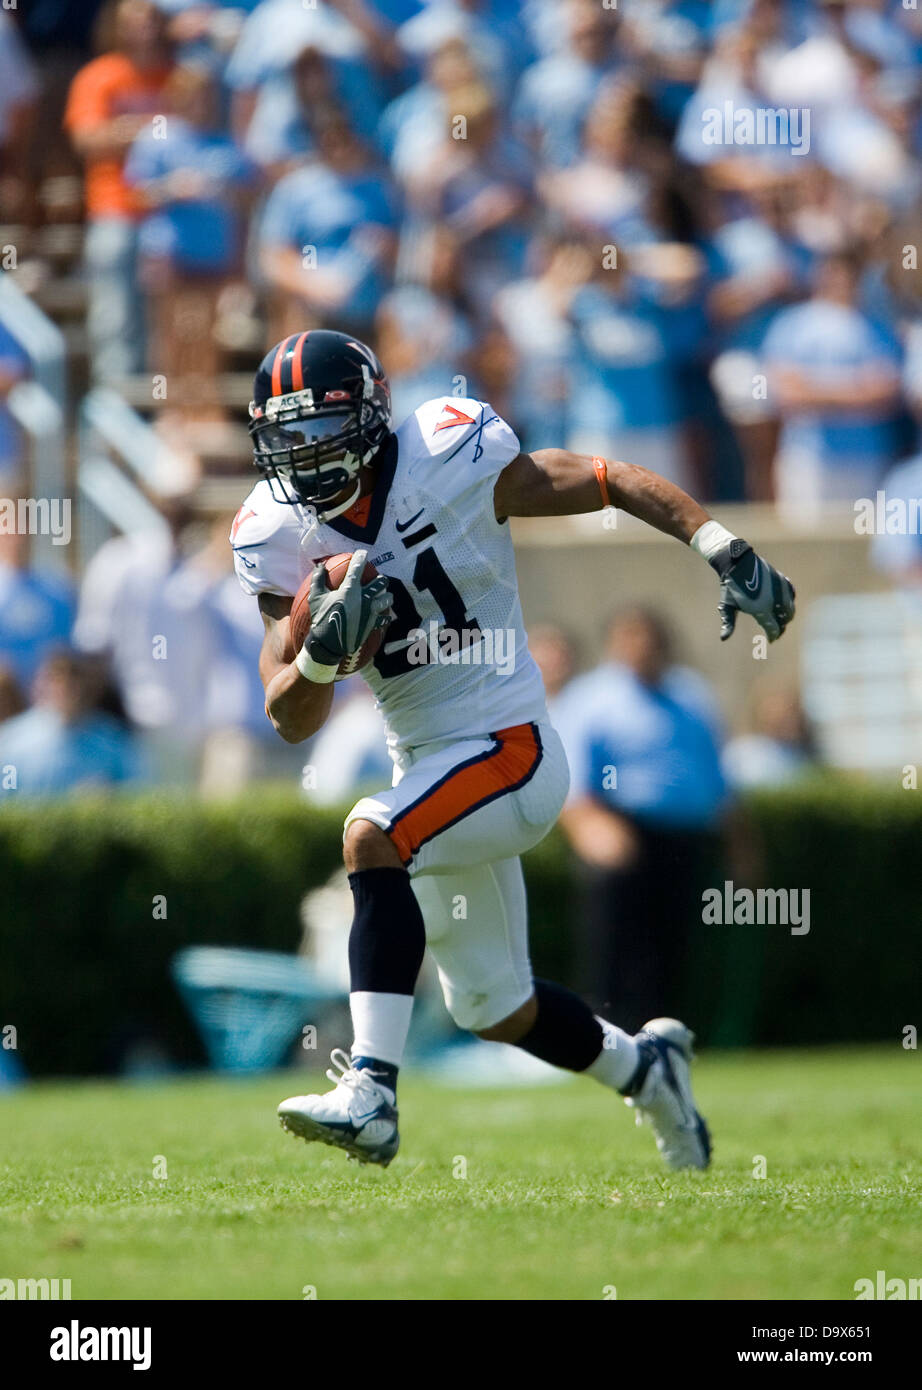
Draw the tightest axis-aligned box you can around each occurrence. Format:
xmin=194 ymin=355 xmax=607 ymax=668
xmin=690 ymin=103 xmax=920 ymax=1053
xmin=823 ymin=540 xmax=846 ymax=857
xmin=388 ymin=723 xmax=542 ymax=866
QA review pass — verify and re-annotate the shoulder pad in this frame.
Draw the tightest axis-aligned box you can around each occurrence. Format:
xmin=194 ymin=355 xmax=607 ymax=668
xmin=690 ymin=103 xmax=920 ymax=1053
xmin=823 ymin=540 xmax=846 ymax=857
xmin=229 ymin=482 xmax=298 ymax=549
xmin=408 ymin=397 xmax=497 ymax=459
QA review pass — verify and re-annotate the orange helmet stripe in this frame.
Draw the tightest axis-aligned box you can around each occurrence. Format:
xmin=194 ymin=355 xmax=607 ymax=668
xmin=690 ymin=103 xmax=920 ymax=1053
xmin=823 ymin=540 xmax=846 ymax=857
xmin=270 ymin=335 xmax=296 ymax=398
xmin=289 ymin=331 xmax=310 ymax=392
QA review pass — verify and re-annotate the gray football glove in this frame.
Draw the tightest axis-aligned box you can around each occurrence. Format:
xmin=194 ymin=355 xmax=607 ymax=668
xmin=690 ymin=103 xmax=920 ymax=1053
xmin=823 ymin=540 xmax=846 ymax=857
xmin=707 ymin=538 xmax=796 ymax=643
xmin=305 ymin=549 xmax=392 ymax=669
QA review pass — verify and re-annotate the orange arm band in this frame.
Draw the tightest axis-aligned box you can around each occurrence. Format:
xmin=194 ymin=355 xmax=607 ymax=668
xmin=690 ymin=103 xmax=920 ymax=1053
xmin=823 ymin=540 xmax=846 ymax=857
xmin=592 ymin=456 xmax=612 ymax=509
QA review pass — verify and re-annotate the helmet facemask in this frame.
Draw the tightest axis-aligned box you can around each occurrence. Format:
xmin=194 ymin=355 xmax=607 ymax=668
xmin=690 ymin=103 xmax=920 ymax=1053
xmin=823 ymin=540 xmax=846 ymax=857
xmin=248 ymin=383 xmax=389 ymax=515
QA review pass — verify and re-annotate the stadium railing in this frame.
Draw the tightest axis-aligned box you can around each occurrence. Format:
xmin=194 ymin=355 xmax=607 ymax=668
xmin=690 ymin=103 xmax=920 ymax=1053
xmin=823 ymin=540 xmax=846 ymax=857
xmin=76 ymin=388 xmax=182 ymax=562
xmin=0 ymin=274 xmax=68 ymax=570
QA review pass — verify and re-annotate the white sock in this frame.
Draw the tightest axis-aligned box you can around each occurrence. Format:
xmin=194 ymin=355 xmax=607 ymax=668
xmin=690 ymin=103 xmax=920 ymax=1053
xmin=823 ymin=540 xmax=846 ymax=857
xmin=585 ymin=1017 xmax=640 ymax=1092
xmin=350 ymin=991 xmax=414 ymax=1070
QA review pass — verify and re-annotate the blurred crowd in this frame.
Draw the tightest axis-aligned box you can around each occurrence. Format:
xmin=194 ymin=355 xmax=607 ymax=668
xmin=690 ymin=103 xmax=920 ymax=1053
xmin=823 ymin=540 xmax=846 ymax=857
xmin=4 ymin=0 xmax=922 ymax=795
xmin=0 ymin=497 xmax=314 ymax=795
xmin=3 ymin=0 xmax=922 ymax=499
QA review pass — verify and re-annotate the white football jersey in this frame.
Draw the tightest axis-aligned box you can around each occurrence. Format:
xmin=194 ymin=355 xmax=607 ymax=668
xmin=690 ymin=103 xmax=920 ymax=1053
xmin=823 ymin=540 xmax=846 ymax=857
xmin=230 ymin=397 xmax=549 ymax=752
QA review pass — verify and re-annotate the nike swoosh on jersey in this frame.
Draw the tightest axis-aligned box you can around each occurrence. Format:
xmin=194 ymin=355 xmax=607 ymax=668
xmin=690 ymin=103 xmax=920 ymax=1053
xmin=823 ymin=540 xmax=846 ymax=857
xmin=395 ymin=509 xmax=424 ymax=533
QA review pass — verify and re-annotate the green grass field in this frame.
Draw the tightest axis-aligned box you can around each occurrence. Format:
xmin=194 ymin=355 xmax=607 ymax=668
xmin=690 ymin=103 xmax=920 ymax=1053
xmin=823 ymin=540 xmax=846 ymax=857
xmin=1 ymin=1046 xmax=919 ymax=1301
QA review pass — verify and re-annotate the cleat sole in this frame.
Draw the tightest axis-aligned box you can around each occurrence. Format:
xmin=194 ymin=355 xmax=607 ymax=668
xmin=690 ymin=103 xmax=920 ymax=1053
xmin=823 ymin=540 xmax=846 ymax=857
xmin=279 ymin=1111 xmax=398 ymax=1167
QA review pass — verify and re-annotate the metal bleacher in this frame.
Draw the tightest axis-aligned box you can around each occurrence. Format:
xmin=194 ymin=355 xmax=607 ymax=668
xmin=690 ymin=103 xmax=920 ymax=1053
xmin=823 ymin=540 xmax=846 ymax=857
xmin=1 ymin=250 xmax=255 ymax=571
xmin=0 ymin=274 xmax=68 ymax=570
xmin=801 ymin=592 xmax=922 ymax=771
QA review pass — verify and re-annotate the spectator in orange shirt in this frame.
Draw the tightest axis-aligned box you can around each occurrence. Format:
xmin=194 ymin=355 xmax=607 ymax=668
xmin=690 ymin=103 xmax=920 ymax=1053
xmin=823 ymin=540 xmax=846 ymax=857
xmin=64 ymin=0 xmax=173 ymax=383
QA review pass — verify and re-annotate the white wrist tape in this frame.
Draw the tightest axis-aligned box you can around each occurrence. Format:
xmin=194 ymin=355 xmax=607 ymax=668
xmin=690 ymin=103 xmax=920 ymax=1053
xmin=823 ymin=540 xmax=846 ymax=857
xmin=294 ymin=645 xmax=338 ymax=684
xmin=689 ymin=519 xmax=738 ymax=563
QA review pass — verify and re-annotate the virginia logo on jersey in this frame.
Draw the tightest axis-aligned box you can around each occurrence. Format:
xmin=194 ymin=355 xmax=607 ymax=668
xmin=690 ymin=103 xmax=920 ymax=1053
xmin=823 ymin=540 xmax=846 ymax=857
xmin=433 ymin=404 xmax=476 ymax=433
xmin=231 ymin=506 xmax=257 ymax=539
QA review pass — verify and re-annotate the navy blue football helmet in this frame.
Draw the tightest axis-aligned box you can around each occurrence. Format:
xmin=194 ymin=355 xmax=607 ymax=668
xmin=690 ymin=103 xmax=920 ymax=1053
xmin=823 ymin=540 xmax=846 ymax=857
xmin=248 ymin=330 xmax=392 ymax=512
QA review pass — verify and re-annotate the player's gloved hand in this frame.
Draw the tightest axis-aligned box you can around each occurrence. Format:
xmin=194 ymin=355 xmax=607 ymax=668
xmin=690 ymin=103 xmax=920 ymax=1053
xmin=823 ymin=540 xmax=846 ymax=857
xmin=304 ymin=549 xmax=392 ymax=669
xmin=708 ymin=537 xmax=796 ymax=643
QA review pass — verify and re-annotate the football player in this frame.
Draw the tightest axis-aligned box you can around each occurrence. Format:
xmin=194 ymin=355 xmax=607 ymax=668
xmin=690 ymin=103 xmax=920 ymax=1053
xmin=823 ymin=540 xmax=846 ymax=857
xmin=231 ymin=330 xmax=795 ymax=1170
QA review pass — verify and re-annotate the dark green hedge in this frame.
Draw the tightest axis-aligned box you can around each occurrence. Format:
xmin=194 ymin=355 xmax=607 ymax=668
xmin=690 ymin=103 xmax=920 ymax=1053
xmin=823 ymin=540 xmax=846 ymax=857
xmin=713 ymin=780 xmax=922 ymax=1049
xmin=0 ymin=781 xmax=918 ymax=1075
xmin=0 ymin=790 xmax=346 ymax=1078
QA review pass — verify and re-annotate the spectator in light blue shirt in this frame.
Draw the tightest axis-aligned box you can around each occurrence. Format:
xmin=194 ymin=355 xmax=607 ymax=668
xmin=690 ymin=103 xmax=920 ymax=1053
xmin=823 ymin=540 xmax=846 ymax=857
xmin=537 ymin=79 xmax=660 ymax=248
xmin=125 ymin=65 xmax=258 ymax=278
xmin=258 ymin=109 xmax=400 ymax=339
xmin=224 ymin=0 xmax=367 ymax=94
xmin=566 ymin=247 xmax=703 ymax=492
xmin=405 ymin=81 xmax=532 ymax=318
xmin=242 ymin=43 xmax=385 ymax=176
xmin=378 ymin=35 xmax=485 ymax=186
xmin=124 ymin=63 xmax=258 ymax=417
xmin=554 ymin=607 xmax=727 ymax=1029
xmin=0 ymin=323 xmax=29 ymax=490
xmin=0 ymin=650 xmax=144 ymax=799
xmin=624 ymin=0 xmax=712 ymax=130
xmin=761 ymin=247 xmax=904 ymax=521
xmin=0 ymin=528 xmax=75 ymax=691
xmin=675 ymin=24 xmax=809 ymax=179
xmin=493 ymin=235 xmax=582 ymax=453
xmin=722 ymin=678 xmax=816 ymax=790
xmin=512 ymin=0 xmax=620 ymax=167
xmin=703 ymin=196 xmax=814 ymax=500
xmin=375 ymin=268 xmax=478 ymax=427
xmin=395 ymin=0 xmax=523 ymax=97
xmin=556 ymin=612 xmax=727 ymax=833
xmin=706 ymin=209 xmax=812 ymax=358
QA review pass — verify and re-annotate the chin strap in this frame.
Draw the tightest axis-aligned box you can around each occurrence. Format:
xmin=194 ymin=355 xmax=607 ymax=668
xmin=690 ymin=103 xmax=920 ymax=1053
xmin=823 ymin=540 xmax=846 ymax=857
xmin=293 ymin=500 xmax=319 ymax=541
xmin=315 ymin=479 xmax=362 ymax=522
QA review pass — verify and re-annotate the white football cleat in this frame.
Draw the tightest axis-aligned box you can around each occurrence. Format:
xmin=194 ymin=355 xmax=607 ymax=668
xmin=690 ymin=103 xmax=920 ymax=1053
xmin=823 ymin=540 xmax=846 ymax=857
xmin=624 ymin=1017 xmax=711 ymax=1171
xmin=278 ymin=1049 xmax=399 ymax=1166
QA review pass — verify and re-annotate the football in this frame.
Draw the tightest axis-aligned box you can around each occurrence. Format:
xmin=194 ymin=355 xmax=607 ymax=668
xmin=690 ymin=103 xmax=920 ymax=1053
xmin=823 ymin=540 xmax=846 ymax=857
xmin=289 ymin=552 xmax=384 ymax=680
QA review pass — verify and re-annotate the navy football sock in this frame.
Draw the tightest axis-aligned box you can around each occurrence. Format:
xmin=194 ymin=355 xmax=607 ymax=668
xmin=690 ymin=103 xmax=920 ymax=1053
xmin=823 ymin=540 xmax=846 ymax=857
xmin=515 ymin=979 xmax=605 ymax=1072
xmin=347 ymin=867 xmax=427 ymax=1085
xmin=347 ymin=867 xmax=426 ymax=994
